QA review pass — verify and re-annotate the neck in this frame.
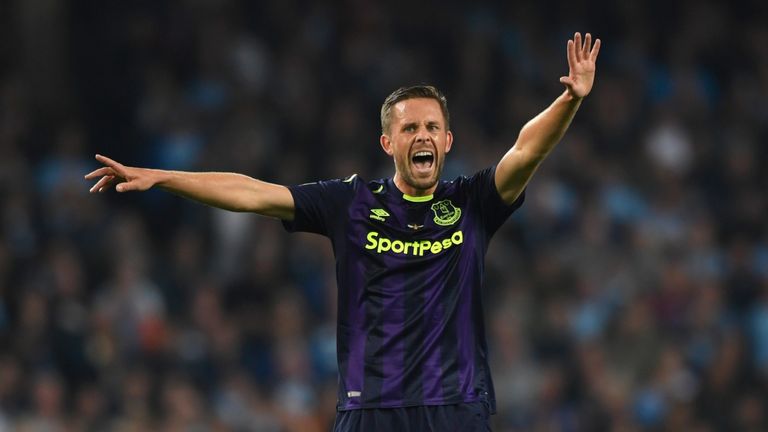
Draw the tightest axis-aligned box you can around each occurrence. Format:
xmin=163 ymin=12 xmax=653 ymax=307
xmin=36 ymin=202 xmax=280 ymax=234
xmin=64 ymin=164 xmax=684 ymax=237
xmin=393 ymin=173 xmax=437 ymax=197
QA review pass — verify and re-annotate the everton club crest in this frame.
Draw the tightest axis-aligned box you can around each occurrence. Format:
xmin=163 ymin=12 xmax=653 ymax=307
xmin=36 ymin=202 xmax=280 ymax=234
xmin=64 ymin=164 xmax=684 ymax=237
xmin=431 ymin=200 xmax=462 ymax=226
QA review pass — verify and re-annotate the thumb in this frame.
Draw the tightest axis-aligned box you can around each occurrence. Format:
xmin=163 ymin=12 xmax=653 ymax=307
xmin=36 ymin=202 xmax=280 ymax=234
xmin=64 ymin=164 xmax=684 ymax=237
xmin=559 ymin=76 xmax=574 ymax=87
xmin=116 ymin=181 xmax=137 ymax=192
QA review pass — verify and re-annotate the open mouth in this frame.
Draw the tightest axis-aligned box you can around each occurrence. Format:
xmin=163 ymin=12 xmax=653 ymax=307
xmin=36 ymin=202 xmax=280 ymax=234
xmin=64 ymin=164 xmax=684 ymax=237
xmin=411 ymin=150 xmax=434 ymax=171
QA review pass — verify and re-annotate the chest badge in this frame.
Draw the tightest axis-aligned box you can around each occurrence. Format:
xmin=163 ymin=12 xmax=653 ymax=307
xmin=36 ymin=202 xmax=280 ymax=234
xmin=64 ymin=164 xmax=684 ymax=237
xmin=431 ymin=199 xmax=462 ymax=226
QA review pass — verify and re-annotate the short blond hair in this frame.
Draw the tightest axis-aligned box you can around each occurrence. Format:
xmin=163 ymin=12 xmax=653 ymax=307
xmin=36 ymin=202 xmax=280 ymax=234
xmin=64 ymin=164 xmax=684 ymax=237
xmin=380 ymin=85 xmax=450 ymax=134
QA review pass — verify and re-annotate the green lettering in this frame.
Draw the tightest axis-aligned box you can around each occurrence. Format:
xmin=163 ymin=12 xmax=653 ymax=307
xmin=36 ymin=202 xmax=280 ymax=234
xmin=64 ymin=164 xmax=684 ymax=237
xmin=411 ymin=241 xmax=420 ymax=255
xmin=365 ymin=231 xmax=464 ymax=255
xmin=452 ymin=231 xmax=463 ymax=245
xmin=419 ymin=241 xmax=431 ymax=256
xmin=377 ymin=237 xmax=391 ymax=253
xmin=365 ymin=231 xmax=379 ymax=249
xmin=430 ymin=242 xmax=443 ymax=254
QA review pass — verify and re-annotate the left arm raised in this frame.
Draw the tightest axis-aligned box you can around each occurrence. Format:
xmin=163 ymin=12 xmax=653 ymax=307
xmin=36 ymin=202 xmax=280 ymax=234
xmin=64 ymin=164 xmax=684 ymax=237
xmin=495 ymin=32 xmax=601 ymax=204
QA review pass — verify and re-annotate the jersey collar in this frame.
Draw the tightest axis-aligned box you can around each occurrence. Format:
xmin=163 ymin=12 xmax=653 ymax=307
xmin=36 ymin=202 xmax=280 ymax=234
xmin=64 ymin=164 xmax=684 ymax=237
xmin=402 ymin=193 xmax=433 ymax=202
xmin=386 ymin=178 xmax=441 ymax=203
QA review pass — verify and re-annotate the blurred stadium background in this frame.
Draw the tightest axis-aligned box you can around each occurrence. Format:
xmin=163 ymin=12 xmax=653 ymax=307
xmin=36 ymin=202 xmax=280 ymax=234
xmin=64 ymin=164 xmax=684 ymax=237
xmin=1 ymin=0 xmax=767 ymax=431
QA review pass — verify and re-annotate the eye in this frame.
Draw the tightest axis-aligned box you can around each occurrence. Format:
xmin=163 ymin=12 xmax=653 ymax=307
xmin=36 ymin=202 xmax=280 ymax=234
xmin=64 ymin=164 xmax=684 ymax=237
xmin=428 ymin=124 xmax=440 ymax=131
xmin=403 ymin=125 xmax=416 ymax=132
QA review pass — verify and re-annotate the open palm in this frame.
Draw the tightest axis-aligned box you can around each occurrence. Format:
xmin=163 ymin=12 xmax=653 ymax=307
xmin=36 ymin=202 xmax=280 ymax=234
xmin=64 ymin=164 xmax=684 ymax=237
xmin=560 ymin=32 xmax=600 ymax=99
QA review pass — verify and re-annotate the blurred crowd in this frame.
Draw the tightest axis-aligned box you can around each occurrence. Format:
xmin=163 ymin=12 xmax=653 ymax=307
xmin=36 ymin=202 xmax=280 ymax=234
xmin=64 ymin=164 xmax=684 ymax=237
xmin=1 ymin=0 xmax=767 ymax=431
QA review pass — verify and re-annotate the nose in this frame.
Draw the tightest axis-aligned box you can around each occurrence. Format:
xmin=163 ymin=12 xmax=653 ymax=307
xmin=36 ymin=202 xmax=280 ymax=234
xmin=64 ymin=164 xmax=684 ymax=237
xmin=415 ymin=127 xmax=432 ymax=143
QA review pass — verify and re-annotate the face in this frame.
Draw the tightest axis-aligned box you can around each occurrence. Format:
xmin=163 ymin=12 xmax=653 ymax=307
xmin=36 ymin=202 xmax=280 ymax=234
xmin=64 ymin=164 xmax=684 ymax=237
xmin=380 ymin=98 xmax=453 ymax=196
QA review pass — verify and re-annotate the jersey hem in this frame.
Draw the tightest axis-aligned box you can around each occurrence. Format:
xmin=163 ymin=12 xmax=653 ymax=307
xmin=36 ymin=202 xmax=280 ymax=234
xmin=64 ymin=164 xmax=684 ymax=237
xmin=336 ymin=395 xmax=495 ymax=413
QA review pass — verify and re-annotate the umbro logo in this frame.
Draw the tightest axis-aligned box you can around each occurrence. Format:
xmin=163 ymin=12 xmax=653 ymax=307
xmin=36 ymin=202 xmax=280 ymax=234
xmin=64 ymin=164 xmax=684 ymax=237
xmin=369 ymin=208 xmax=390 ymax=222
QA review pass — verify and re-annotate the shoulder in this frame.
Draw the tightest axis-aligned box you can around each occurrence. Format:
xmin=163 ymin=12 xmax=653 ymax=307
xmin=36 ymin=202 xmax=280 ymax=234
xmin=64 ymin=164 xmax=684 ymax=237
xmin=342 ymin=174 xmax=385 ymax=196
xmin=442 ymin=166 xmax=497 ymax=193
xmin=293 ymin=173 xmax=362 ymax=193
xmin=291 ymin=174 xmax=395 ymax=203
xmin=364 ymin=176 xmax=389 ymax=196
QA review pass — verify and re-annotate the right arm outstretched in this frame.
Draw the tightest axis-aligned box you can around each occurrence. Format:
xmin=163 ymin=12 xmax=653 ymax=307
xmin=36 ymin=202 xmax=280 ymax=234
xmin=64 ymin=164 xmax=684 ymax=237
xmin=84 ymin=154 xmax=295 ymax=220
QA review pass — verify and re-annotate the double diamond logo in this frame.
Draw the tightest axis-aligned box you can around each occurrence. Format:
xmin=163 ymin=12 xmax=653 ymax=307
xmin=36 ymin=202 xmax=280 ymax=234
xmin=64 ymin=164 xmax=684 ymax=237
xmin=369 ymin=208 xmax=390 ymax=222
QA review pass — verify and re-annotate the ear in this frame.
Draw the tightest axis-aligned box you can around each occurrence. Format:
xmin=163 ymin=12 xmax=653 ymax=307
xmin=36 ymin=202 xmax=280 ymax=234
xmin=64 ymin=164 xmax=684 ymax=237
xmin=380 ymin=134 xmax=394 ymax=156
xmin=445 ymin=131 xmax=453 ymax=154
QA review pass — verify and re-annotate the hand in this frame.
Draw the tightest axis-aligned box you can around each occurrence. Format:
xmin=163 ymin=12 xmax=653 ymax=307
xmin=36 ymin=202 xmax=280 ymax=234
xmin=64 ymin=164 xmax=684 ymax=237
xmin=84 ymin=154 xmax=156 ymax=193
xmin=559 ymin=32 xmax=600 ymax=99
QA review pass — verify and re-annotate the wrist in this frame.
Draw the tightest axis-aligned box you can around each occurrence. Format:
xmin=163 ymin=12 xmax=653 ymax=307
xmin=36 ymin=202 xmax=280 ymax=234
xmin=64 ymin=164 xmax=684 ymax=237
xmin=563 ymin=89 xmax=583 ymax=102
xmin=149 ymin=168 xmax=171 ymax=189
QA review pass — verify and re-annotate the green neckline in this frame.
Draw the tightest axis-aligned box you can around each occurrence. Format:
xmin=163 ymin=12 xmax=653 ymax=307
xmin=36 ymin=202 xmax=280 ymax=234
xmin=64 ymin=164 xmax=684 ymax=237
xmin=402 ymin=193 xmax=434 ymax=202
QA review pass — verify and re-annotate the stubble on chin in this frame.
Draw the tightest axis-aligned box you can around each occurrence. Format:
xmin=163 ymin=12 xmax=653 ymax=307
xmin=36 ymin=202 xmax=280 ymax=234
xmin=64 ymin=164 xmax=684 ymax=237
xmin=404 ymin=170 xmax=439 ymax=192
xmin=395 ymin=157 xmax=442 ymax=193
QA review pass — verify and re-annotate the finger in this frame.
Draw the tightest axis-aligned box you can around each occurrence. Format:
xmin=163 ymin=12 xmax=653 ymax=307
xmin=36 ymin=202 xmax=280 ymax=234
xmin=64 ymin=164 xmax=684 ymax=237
xmin=84 ymin=166 xmax=115 ymax=180
xmin=589 ymin=38 xmax=601 ymax=62
xmin=98 ymin=175 xmax=116 ymax=192
xmin=98 ymin=179 xmax=116 ymax=193
xmin=90 ymin=175 xmax=115 ymax=193
xmin=566 ymin=39 xmax=577 ymax=71
xmin=92 ymin=175 xmax=115 ymax=193
xmin=574 ymin=32 xmax=582 ymax=61
xmin=95 ymin=154 xmax=126 ymax=174
xmin=583 ymin=33 xmax=592 ymax=58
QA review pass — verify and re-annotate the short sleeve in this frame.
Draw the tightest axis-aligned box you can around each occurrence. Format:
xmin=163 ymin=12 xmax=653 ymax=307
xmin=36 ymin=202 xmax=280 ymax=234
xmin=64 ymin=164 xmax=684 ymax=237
xmin=466 ymin=165 xmax=525 ymax=237
xmin=282 ymin=178 xmax=355 ymax=237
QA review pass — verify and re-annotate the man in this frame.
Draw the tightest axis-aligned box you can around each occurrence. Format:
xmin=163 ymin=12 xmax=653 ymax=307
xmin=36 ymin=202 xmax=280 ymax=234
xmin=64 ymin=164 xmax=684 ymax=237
xmin=86 ymin=32 xmax=600 ymax=431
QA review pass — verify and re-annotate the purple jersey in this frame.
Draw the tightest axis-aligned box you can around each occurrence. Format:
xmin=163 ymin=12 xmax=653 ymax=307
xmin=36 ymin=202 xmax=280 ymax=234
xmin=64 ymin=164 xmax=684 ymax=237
xmin=282 ymin=166 xmax=524 ymax=412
